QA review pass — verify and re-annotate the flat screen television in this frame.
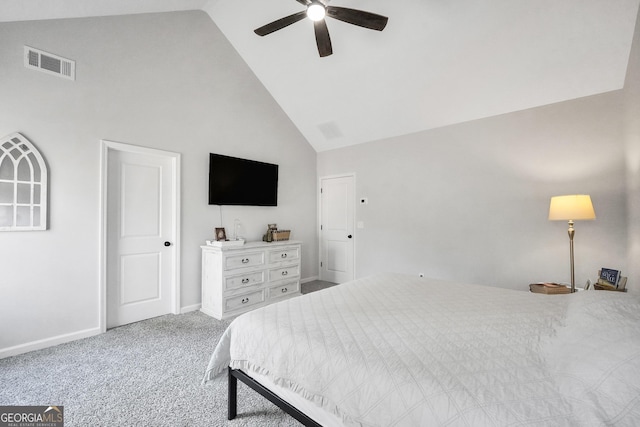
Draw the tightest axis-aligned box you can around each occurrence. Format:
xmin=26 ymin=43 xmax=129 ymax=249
xmin=208 ymin=153 xmax=278 ymax=206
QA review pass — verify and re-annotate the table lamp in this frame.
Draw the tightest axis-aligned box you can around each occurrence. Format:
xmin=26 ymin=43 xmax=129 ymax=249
xmin=548 ymin=195 xmax=596 ymax=293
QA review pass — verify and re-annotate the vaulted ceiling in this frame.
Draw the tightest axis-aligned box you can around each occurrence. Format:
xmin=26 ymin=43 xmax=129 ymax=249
xmin=2 ymin=0 xmax=639 ymax=152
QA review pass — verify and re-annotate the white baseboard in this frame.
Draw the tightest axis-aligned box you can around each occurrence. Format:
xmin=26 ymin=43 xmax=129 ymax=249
xmin=0 ymin=305 xmax=209 ymax=360
xmin=180 ymin=303 xmax=201 ymax=314
xmin=301 ymin=275 xmax=319 ymax=284
xmin=0 ymin=326 xmax=102 ymax=360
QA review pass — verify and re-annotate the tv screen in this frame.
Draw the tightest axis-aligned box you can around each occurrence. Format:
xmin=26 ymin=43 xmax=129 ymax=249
xmin=208 ymin=153 xmax=278 ymax=206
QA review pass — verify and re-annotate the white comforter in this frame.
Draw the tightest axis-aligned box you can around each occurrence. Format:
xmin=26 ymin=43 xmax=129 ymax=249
xmin=203 ymin=273 xmax=640 ymax=426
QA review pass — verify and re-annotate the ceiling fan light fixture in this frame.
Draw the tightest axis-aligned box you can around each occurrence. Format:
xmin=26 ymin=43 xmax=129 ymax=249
xmin=253 ymin=0 xmax=388 ymax=58
xmin=307 ymin=3 xmax=326 ymax=21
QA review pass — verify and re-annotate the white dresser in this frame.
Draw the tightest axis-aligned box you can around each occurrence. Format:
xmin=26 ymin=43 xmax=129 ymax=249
xmin=200 ymin=240 xmax=302 ymax=320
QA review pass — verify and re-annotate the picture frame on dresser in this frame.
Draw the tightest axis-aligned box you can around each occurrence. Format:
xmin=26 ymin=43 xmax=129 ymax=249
xmin=215 ymin=227 xmax=227 ymax=241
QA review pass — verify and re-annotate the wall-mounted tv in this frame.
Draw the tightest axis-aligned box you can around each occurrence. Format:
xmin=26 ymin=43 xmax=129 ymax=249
xmin=208 ymin=153 xmax=278 ymax=206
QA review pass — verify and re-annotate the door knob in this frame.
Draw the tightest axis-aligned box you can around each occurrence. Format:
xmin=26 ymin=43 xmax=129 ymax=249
xmin=347 ymin=235 xmax=353 ymax=239
xmin=164 ymin=241 xmax=171 ymax=247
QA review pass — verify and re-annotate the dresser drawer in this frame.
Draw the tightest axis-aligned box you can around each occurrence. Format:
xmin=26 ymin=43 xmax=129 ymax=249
xmin=269 ymin=265 xmax=300 ymax=282
xmin=225 ymin=271 xmax=265 ymax=291
xmin=268 ymin=280 xmax=300 ymax=300
xmin=224 ymin=251 xmax=265 ymax=270
xmin=268 ymin=247 xmax=300 ymax=264
xmin=225 ymin=290 xmax=265 ymax=312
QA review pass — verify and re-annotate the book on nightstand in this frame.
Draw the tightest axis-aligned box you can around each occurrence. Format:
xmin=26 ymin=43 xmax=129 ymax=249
xmin=529 ymin=282 xmax=570 ymax=294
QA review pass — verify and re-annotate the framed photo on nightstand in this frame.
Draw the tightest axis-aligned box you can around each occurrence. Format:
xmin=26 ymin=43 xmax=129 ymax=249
xmin=599 ymin=268 xmax=620 ymax=287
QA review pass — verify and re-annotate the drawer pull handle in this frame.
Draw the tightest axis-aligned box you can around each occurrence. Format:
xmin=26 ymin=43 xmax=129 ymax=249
xmin=281 ymin=287 xmax=288 ymax=293
xmin=281 ymin=253 xmax=287 ymax=258
xmin=241 ymin=298 xmax=249 ymax=304
xmin=281 ymin=271 xmax=288 ymax=276
xmin=241 ymin=278 xmax=250 ymax=284
xmin=241 ymin=258 xmax=250 ymax=264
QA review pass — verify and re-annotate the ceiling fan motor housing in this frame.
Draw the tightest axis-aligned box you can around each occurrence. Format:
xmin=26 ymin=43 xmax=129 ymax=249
xmin=307 ymin=2 xmax=326 ymax=21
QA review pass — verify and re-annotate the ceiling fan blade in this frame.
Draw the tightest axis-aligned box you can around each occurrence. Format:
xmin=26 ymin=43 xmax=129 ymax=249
xmin=295 ymin=0 xmax=311 ymax=5
xmin=314 ymin=19 xmax=333 ymax=57
xmin=254 ymin=11 xmax=308 ymax=36
xmin=326 ymin=6 xmax=388 ymax=31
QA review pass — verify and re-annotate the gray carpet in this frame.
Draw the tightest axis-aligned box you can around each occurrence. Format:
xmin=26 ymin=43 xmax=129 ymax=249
xmin=0 ymin=311 xmax=300 ymax=426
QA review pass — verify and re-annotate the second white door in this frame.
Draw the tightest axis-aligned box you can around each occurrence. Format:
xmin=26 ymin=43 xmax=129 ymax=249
xmin=319 ymin=174 xmax=355 ymax=283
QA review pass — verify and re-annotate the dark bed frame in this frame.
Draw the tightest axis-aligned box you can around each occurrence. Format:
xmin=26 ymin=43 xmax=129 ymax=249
xmin=227 ymin=367 xmax=322 ymax=427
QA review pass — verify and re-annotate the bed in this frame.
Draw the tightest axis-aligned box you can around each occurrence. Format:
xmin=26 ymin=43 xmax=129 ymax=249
xmin=203 ymin=273 xmax=640 ymax=426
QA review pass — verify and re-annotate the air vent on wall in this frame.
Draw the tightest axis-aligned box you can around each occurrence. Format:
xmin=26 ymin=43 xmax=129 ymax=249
xmin=24 ymin=46 xmax=75 ymax=81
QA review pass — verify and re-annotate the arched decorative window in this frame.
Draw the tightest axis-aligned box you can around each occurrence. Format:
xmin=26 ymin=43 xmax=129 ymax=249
xmin=0 ymin=133 xmax=48 ymax=231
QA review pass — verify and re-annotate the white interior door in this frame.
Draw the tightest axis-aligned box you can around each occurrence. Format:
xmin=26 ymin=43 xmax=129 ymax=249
xmin=320 ymin=174 xmax=355 ymax=283
xmin=105 ymin=143 xmax=179 ymax=329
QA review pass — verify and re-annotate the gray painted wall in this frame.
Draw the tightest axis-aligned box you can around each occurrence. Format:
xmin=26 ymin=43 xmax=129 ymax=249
xmin=625 ymin=7 xmax=640 ymax=294
xmin=318 ymin=89 xmax=631 ymax=291
xmin=0 ymin=11 xmax=318 ymax=354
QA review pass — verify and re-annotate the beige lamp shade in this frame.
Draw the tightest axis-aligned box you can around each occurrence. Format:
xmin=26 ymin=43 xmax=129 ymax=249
xmin=548 ymin=195 xmax=596 ymax=221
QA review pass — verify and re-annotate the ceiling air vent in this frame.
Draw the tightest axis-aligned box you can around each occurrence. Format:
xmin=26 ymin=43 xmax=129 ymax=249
xmin=24 ymin=46 xmax=75 ymax=81
xmin=317 ymin=121 xmax=343 ymax=140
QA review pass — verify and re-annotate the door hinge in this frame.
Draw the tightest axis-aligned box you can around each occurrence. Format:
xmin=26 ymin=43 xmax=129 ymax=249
xmin=320 ymin=224 xmax=323 ymax=230
xmin=320 ymin=261 xmax=323 ymax=267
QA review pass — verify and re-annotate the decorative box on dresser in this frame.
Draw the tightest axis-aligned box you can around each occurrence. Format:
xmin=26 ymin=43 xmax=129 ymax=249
xmin=201 ymin=240 xmax=302 ymax=320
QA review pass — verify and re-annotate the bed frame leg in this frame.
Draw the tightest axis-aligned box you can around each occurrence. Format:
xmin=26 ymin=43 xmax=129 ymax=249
xmin=227 ymin=368 xmax=322 ymax=427
xmin=228 ymin=367 xmax=237 ymax=420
